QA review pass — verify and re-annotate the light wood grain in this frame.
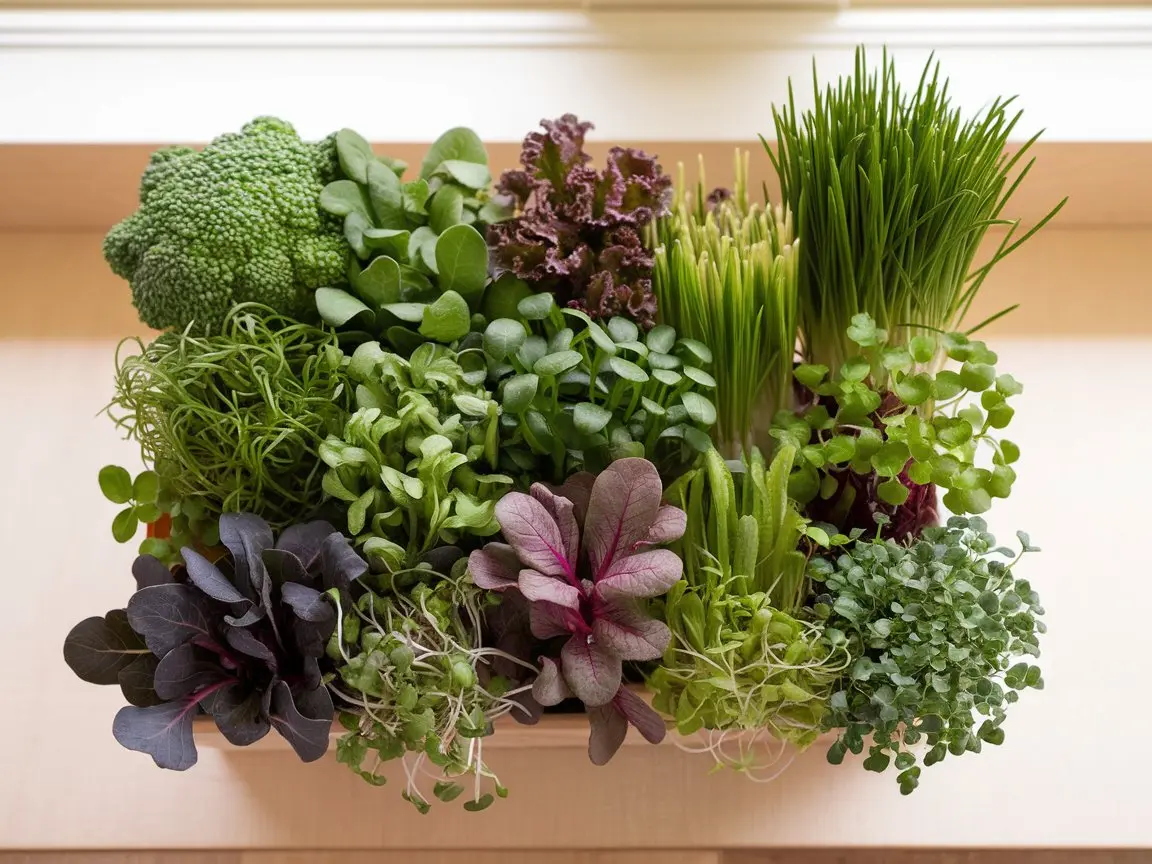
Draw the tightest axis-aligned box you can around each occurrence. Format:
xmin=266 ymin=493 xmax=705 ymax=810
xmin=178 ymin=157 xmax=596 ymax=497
xmin=727 ymin=855 xmax=1152 ymax=864
xmin=2 ymin=224 xmax=1148 ymax=340
xmin=0 ymin=142 xmax=1129 ymax=232
xmin=241 ymin=854 xmax=719 ymax=864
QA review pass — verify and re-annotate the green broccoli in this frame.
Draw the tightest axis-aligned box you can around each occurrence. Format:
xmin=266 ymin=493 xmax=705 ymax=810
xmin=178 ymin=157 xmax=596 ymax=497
xmin=104 ymin=116 xmax=349 ymax=333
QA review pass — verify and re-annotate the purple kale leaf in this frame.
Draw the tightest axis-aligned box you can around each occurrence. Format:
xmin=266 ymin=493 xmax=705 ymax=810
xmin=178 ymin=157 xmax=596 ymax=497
xmin=487 ymin=115 xmax=671 ymax=330
xmin=468 ymin=457 xmax=683 ymax=764
xmin=63 ymin=513 xmax=368 ymax=771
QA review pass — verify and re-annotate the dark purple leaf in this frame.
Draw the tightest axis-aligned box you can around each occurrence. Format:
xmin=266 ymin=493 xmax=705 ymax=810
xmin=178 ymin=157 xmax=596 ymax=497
xmin=583 ymin=458 xmax=664 ymax=581
xmin=280 ymin=582 xmax=335 ymax=623
xmin=224 ymin=606 xmax=265 ymax=628
xmin=518 ymin=569 xmax=580 ymax=611
xmin=118 ymin=653 xmax=162 ymax=707
xmin=63 ymin=609 xmax=151 ymax=686
xmin=262 ymin=547 xmax=308 ymax=587
xmin=587 ymin=703 xmax=628 ymax=766
xmin=182 ymin=547 xmax=251 ymax=607
xmin=529 ymin=483 xmax=580 ymax=563
xmin=505 ymin=689 xmax=543 ymax=726
xmin=560 ymin=636 xmax=621 ymax=707
xmin=224 ymin=624 xmax=277 ymax=671
xmin=202 ymin=683 xmax=270 ymax=747
xmin=268 ymin=680 xmax=331 ymax=762
xmin=595 ymin=548 xmax=682 ymax=599
xmin=419 ymin=545 xmax=464 ymax=574
xmin=615 ymin=685 xmax=666 ymax=745
xmin=133 ymin=555 xmax=176 ymax=589
xmin=319 ymin=531 xmax=368 ymax=595
xmin=531 ymin=656 xmax=572 ymax=707
xmin=292 ymin=680 xmax=334 ymax=722
xmin=112 ymin=697 xmax=203 ymax=771
xmin=468 ymin=544 xmax=520 ymax=591
xmin=126 ymin=584 xmax=217 ymax=657
xmin=153 ymin=644 xmax=230 ymax=701
xmin=275 ymin=520 xmax=339 ymax=570
xmin=493 ymin=492 xmax=574 ymax=580
xmin=592 ymin=601 xmax=671 ymax=661
xmin=529 ymin=600 xmax=573 ymax=640
xmin=218 ymin=513 xmax=274 ymax=593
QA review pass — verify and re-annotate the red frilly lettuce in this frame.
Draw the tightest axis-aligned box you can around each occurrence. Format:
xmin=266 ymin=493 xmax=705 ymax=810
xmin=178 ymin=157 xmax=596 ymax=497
xmin=487 ymin=115 xmax=672 ymax=330
xmin=469 ymin=457 xmax=685 ymax=764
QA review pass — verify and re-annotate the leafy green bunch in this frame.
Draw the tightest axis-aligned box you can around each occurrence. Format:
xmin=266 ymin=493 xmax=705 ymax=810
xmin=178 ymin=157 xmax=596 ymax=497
xmin=649 ymin=447 xmax=847 ymax=771
xmin=316 ymin=128 xmax=510 ymax=353
xmin=811 ymin=517 xmax=1045 ymax=794
xmin=652 ymin=151 xmax=799 ymax=456
xmin=482 ymin=291 xmax=717 ymax=482
xmin=330 ymin=564 xmax=535 ymax=812
xmin=770 ymin=48 xmax=1064 ymax=372
xmin=773 ymin=313 xmax=1022 ymax=537
xmin=110 ymin=304 xmax=352 ymax=538
xmin=320 ymin=341 xmax=512 ymax=573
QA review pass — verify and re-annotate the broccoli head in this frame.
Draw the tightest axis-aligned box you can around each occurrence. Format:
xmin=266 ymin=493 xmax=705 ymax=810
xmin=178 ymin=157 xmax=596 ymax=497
xmin=104 ymin=116 xmax=349 ymax=333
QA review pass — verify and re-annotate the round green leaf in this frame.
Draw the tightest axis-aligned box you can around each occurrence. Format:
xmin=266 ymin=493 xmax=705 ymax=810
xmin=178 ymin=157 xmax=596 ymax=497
xmin=960 ymin=362 xmax=996 ymax=392
xmin=653 ymin=369 xmax=682 ymax=388
xmin=573 ymin=402 xmax=612 ymax=434
xmin=680 ymin=392 xmax=717 ymax=426
xmin=894 ymin=372 xmax=932 ymax=406
xmin=823 ymin=435 xmax=856 ymax=464
xmin=987 ymin=403 xmax=1015 ymax=429
xmin=517 ymin=335 xmax=548 ymax=369
xmin=609 ymin=356 xmax=649 ymax=383
xmin=909 ymin=334 xmax=937 ymax=364
xmin=533 ymin=350 xmax=583 ymax=377
xmin=996 ymin=439 xmax=1021 ymax=465
xmin=518 ymin=293 xmax=555 ymax=321
xmin=615 ymin=340 xmax=649 ymax=358
xmin=419 ymin=290 xmax=471 ymax=342
xmin=840 ymin=357 xmax=871 ymax=383
xmin=794 ymin=364 xmax=828 ymax=390
xmin=316 ymin=287 xmax=372 ymax=327
xmin=483 ymin=318 xmax=527 ymax=361
xmin=607 ymin=317 xmax=639 ymax=344
xmin=640 ymin=397 xmax=666 ymax=417
xmin=648 ymin=352 xmax=681 ymax=371
xmin=873 ymin=441 xmax=911 ymax=477
xmin=482 ymin=274 xmax=533 ymax=322
xmin=420 ymin=128 xmax=489 ymax=181
xmin=335 ymin=128 xmax=375 ymax=183
xmin=433 ymin=160 xmax=491 ymax=190
xmin=880 ymin=347 xmax=913 ymax=374
xmin=319 ymin=179 xmax=370 ymax=220
xmin=996 ymin=374 xmax=1024 ymax=397
xmin=98 ymin=465 xmax=134 ymax=504
xmin=932 ymin=370 xmax=965 ymax=400
xmin=134 ymin=503 xmax=162 ymax=524
xmin=907 ymin=460 xmax=933 ymax=485
xmin=683 ymin=367 xmax=716 ymax=389
xmin=676 ymin=338 xmax=713 ymax=366
xmin=502 ymin=374 xmax=539 ymax=413
xmin=382 ymin=302 xmax=427 ymax=323
xmin=646 ymin=324 xmax=676 ymax=354
xmin=428 ymin=183 xmax=465 ymax=234
xmin=112 ymin=506 xmax=139 ymax=543
xmin=684 ymin=427 xmax=712 ymax=452
xmin=435 ymin=223 xmax=489 ymax=302
xmin=549 ymin=328 xmax=575 ymax=353
xmin=877 ymin=478 xmax=911 ymax=506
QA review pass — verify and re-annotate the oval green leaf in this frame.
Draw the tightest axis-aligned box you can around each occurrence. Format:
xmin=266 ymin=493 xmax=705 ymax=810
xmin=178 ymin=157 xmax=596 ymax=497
xmin=98 ymin=465 xmax=134 ymax=504
xmin=435 ymin=224 xmax=489 ymax=303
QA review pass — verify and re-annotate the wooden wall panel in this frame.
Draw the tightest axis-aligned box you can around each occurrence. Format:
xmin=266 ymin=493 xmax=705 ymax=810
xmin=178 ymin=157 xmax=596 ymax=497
xmin=1 ymin=225 xmax=1145 ymax=340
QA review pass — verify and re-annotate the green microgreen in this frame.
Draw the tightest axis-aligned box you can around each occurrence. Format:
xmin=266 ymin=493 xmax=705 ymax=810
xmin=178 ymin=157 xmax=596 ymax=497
xmin=769 ymin=47 xmax=1066 ymax=372
xmin=652 ymin=151 xmax=799 ymax=457
xmin=812 ymin=516 xmax=1044 ymax=794
xmin=330 ymin=563 xmax=537 ymax=812
xmin=649 ymin=446 xmax=850 ymax=771
xmin=109 ymin=303 xmax=352 ymax=533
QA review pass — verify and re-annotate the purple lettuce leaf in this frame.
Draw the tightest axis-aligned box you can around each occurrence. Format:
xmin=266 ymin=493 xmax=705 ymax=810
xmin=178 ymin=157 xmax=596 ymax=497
xmin=469 ymin=457 xmax=684 ymax=763
xmin=488 ymin=114 xmax=670 ymax=329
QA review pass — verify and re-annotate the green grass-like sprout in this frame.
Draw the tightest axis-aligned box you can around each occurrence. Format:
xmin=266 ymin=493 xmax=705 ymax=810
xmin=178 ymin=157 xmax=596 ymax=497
xmin=652 ymin=151 xmax=799 ymax=457
xmin=649 ymin=446 xmax=848 ymax=776
xmin=110 ymin=303 xmax=352 ymax=530
xmin=769 ymin=47 xmax=1067 ymax=372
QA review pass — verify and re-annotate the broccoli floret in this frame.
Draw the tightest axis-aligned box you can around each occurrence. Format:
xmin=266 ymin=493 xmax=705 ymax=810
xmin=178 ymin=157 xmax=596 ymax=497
xmin=103 ymin=116 xmax=349 ymax=333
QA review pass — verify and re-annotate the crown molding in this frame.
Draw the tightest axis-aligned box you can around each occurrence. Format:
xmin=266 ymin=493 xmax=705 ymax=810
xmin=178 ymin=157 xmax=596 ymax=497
xmin=1 ymin=8 xmax=1150 ymax=142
